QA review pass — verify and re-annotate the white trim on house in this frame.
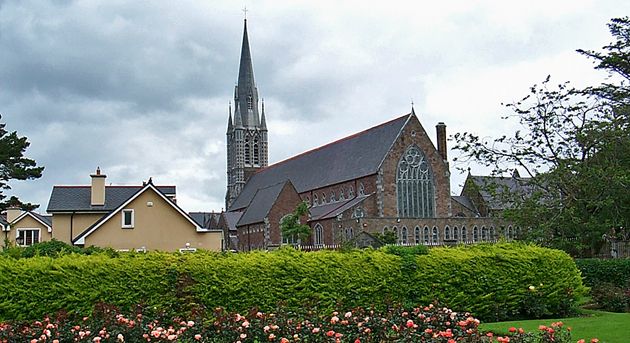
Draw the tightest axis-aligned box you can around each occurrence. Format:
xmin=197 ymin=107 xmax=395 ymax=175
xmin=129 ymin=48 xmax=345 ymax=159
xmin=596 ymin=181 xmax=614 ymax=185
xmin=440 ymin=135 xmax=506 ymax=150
xmin=121 ymin=209 xmax=134 ymax=228
xmin=11 ymin=212 xmax=52 ymax=233
xmin=73 ymin=183 xmax=202 ymax=245
xmin=16 ymin=228 xmax=41 ymax=247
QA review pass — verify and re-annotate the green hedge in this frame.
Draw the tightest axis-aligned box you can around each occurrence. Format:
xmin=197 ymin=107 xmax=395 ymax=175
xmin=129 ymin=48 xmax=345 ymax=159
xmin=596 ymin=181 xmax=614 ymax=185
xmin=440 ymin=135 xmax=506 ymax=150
xmin=575 ymin=258 xmax=630 ymax=288
xmin=0 ymin=243 xmax=586 ymax=322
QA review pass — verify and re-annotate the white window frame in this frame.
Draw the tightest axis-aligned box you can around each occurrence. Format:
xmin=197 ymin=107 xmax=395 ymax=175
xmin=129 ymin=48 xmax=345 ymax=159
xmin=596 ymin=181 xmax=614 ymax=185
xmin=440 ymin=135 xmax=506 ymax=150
xmin=122 ymin=209 xmax=135 ymax=229
xmin=16 ymin=228 xmax=41 ymax=247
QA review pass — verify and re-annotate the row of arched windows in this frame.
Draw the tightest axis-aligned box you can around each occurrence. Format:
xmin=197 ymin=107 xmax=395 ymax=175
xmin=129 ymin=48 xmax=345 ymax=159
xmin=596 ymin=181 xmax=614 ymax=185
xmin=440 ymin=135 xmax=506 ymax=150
xmin=309 ymin=183 xmax=363 ymax=207
xmin=384 ymin=225 xmax=518 ymax=245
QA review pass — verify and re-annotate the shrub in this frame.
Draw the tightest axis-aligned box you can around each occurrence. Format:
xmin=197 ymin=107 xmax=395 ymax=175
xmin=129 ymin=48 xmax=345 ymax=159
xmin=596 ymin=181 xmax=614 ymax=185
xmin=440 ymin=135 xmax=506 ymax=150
xmin=0 ymin=243 xmax=586 ymax=322
xmin=590 ymin=283 xmax=630 ymax=312
xmin=575 ymin=258 xmax=630 ymax=288
xmin=21 ymin=239 xmax=82 ymax=258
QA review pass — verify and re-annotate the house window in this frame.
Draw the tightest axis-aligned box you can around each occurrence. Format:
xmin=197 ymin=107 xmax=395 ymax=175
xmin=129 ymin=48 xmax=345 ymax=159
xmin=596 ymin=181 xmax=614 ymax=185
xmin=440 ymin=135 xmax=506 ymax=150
xmin=396 ymin=146 xmax=435 ymax=218
xmin=314 ymin=224 xmax=324 ymax=246
xmin=16 ymin=229 xmax=40 ymax=247
xmin=122 ymin=209 xmax=134 ymax=228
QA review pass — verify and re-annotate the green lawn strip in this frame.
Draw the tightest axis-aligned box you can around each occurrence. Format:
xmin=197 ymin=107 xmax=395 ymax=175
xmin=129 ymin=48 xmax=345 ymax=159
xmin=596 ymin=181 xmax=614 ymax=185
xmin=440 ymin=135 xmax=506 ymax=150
xmin=479 ymin=310 xmax=630 ymax=343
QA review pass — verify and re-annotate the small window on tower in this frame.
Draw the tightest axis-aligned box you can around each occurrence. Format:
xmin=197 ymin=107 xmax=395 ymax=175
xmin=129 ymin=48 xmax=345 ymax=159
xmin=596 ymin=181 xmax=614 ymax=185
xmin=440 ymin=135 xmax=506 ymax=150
xmin=247 ymin=95 xmax=253 ymax=110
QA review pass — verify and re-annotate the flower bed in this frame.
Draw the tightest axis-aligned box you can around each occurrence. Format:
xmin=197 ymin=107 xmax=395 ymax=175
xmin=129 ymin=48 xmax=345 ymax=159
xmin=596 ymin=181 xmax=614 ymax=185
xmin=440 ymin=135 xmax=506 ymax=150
xmin=0 ymin=303 xmax=584 ymax=343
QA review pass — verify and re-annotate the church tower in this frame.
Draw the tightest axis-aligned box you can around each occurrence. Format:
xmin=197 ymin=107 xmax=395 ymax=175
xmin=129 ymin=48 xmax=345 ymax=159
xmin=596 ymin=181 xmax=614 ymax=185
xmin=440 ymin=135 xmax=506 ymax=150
xmin=226 ymin=18 xmax=268 ymax=209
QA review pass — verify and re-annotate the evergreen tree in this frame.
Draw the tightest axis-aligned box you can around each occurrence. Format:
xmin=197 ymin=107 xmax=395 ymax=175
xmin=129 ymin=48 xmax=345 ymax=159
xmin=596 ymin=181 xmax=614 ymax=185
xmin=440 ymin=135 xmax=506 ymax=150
xmin=0 ymin=115 xmax=44 ymax=211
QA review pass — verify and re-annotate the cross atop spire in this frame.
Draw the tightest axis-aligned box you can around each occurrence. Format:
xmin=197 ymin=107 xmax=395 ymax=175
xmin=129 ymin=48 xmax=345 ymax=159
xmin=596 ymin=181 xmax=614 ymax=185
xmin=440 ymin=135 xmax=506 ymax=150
xmin=242 ymin=6 xmax=248 ymax=20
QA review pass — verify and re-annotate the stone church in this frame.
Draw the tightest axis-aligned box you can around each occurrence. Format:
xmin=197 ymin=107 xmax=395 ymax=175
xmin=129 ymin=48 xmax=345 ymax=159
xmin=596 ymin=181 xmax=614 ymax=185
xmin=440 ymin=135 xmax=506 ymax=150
xmin=222 ymin=19 xmax=518 ymax=251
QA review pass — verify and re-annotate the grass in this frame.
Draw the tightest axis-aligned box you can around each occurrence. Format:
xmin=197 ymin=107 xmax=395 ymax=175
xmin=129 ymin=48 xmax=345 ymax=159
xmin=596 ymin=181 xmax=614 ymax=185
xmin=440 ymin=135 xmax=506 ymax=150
xmin=479 ymin=310 xmax=630 ymax=343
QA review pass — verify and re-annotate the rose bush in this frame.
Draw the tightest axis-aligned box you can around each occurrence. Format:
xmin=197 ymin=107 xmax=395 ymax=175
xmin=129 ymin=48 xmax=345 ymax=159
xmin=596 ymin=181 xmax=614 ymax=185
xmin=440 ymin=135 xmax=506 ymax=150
xmin=0 ymin=303 xmax=593 ymax=343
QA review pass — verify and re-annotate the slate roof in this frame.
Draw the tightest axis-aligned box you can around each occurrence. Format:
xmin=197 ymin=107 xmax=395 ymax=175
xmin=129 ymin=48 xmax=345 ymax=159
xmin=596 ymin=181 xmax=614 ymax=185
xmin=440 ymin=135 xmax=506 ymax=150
xmin=0 ymin=214 xmax=7 ymax=227
xmin=224 ymin=211 xmax=243 ymax=231
xmin=309 ymin=194 xmax=372 ymax=221
xmin=31 ymin=212 xmax=53 ymax=227
xmin=237 ymin=181 xmax=289 ymax=226
xmin=47 ymin=186 xmax=176 ymax=212
xmin=468 ymin=175 xmax=532 ymax=210
xmin=451 ymin=196 xmax=479 ymax=215
xmin=230 ymin=113 xmax=411 ymax=211
xmin=189 ymin=212 xmax=220 ymax=228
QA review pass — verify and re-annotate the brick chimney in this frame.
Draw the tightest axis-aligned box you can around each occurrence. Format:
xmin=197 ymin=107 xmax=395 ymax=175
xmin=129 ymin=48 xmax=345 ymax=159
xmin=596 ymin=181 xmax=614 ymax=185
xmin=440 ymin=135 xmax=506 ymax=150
xmin=90 ymin=167 xmax=107 ymax=206
xmin=6 ymin=206 xmax=21 ymax=223
xmin=436 ymin=122 xmax=447 ymax=161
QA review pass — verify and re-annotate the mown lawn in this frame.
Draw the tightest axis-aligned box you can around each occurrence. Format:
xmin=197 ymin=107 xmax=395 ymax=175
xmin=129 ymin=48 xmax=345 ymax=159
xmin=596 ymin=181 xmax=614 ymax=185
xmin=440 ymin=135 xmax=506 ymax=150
xmin=479 ymin=310 xmax=630 ymax=343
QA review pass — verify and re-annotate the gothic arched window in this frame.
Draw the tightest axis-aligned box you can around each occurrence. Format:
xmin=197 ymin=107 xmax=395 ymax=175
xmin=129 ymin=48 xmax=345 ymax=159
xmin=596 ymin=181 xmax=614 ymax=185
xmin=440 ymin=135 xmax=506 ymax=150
xmin=473 ymin=226 xmax=479 ymax=242
xmin=314 ymin=224 xmax=324 ymax=246
xmin=244 ymin=137 xmax=251 ymax=165
xmin=396 ymin=146 xmax=435 ymax=217
xmin=453 ymin=226 xmax=459 ymax=242
xmin=432 ymin=226 xmax=439 ymax=244
xmin=423 ymin=226 xmax=430 ymax=244
xmin=330 ymin=191 xmax=335 ymax=202
xmin=253 ymin=138 xmax=259 ymax=165
xmin=313 ymin=194 xmax=318 ymax=206
xmin=461 ymin=226 xmax=467 ymax=243
xmin=401 ymin=227 xmax=408 ymax=244
xmin=415 ymin=226 xmax=421 ymax=245
xmin=358 ymin=182 xmax=365 ymax=196
xmin=339 ymin=188 xmax=345 ymax=200
xmin=247 ymin=95 xmax=253 ymax=110
xmin=348 ymin=186 xmax=354 ymax=198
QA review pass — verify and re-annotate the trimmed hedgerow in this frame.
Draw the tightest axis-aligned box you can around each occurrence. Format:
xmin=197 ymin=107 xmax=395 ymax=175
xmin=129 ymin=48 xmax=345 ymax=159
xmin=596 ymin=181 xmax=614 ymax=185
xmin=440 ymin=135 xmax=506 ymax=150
xmin=0 ymin=243 xmax=586 ymax=322
xmin=575 ymin=258 xmax=630 ymax=288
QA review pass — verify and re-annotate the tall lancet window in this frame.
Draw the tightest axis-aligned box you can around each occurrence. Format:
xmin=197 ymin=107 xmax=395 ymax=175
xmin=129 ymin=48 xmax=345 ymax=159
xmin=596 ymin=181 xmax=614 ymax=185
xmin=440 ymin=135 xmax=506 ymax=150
xmin=253 ymin=138 xmax=259 ymax=165
xmin=247 ymin=95 xmax=253 ymax=110
xmin=244 ymin=137 xmax=251 ymax=165
xmin=396 ymin=145 xmax=435 ymax=217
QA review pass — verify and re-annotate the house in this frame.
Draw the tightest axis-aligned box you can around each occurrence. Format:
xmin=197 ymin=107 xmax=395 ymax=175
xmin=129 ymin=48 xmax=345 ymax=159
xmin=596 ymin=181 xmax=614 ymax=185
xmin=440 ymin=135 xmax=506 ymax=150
xmin=4 ymin=208 xmax=52 ymax=247
xmin=46 ymin=168 xmax=223 ymax=252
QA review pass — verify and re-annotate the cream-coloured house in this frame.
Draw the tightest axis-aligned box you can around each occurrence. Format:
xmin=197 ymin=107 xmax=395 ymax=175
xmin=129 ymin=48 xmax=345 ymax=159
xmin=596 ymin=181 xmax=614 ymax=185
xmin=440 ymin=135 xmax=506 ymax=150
xmin=4 ymin=209 xmax=53 ymax=247
xmin=46 ymin=169 xmax=223 ymax=252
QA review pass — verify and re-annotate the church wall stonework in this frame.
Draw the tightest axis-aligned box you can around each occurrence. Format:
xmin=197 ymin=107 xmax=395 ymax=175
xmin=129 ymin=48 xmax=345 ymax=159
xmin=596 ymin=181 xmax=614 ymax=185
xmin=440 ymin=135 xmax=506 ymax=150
xmin=379 ymin=115 xmax=452 ymax=218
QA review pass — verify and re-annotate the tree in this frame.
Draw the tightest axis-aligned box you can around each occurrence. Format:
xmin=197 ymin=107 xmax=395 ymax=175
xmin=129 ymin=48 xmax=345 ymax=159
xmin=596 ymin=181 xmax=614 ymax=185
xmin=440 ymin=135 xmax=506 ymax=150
xmin=452 ymin=18 xmax=630 ymax=256
xmin=0 ymin=115 xmax=44 ymax=211
xmin=279 ymin=201 xmax=311 ymax=244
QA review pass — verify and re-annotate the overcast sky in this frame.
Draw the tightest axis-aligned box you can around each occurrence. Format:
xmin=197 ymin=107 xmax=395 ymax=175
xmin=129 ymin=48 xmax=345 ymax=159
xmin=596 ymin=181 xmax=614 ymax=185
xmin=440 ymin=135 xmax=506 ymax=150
xmin=1 ymin=0 xmax=627 ymax=213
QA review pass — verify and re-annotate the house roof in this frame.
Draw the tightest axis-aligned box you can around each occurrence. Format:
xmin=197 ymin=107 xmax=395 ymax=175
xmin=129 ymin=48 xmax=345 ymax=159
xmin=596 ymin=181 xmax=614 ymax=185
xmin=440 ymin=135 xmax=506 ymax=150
xmin=0 ymin=214 xmax=7 ymax=226
xmin=47 ymin=185 xmax=176 ymax=212
xmin=11 ymin=211 xmax=53 ymax=231
xmin=230 ymin=113 xmax=411 ymax=211
xmin=73 ymin=183 xmax=201 ymax=245
xmin=468 ymin=175 xmax=532 ymax=210
xmin=237 ymin=181 xmax=290 ymax=226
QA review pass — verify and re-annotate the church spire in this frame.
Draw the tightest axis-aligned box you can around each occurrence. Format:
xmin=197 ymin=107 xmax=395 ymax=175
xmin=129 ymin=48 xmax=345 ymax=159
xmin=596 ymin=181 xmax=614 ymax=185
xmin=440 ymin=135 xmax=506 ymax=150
xmin=234 ymin=18 xmax=259 ymax=128
xmin=260 ymin=98 xmax=267 ymax=130
xmin=227 ymin=102 xmax=233 ymax=132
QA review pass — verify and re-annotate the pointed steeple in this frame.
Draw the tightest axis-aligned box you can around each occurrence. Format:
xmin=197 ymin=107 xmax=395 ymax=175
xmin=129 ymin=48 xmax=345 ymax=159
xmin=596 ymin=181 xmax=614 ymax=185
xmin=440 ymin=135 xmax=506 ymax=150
xmin=234 ymin=18 xmax=259 ymax=128
xmin=227 ymin=102 xmax=233 ymax=132
xmin=260 ymin=98 xmax=267 ymax=130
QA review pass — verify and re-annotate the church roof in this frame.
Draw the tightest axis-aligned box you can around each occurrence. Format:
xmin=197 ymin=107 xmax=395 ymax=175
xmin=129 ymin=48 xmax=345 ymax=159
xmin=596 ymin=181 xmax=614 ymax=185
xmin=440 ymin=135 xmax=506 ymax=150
xmin=237 ymin=181 xmax=289 ymax=226
xmin=468 ymin=175 xmax=532 ymax=210
xmin=451 ymin=195 xmax=479 ymax=215
xmin=47 ymin=185 xmax=176 ymax=212
xmin=309 ymin=194 xmax=372 ymax=221
xmin=230 ymin=113 xmax=411 ymax=211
